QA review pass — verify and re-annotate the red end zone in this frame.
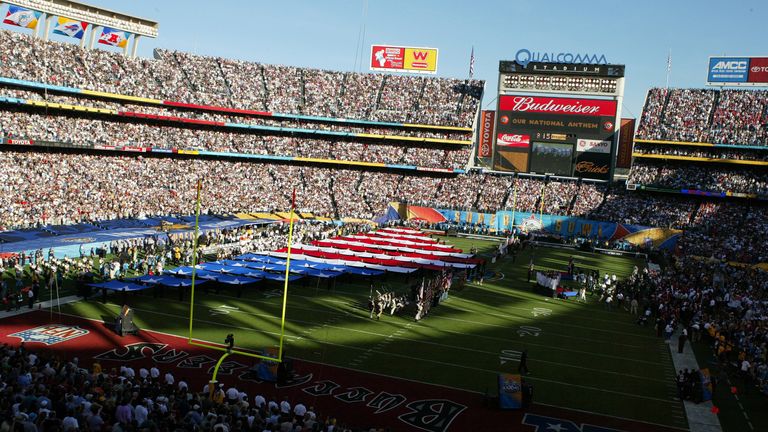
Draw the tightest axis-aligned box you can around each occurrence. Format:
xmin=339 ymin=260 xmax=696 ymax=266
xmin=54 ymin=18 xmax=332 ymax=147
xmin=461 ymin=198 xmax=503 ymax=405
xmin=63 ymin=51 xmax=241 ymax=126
xmin=0 ymin=311 xmax=685 ymax=432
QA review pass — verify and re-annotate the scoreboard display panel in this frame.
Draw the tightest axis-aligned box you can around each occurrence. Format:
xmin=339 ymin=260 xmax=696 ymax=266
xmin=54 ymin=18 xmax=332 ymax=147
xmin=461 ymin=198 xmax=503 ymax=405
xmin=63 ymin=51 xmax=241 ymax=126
xmin=491 ymin=59 xmax=625 ymax=180
xmin=494 ymin=95 xmax=618 ymax=179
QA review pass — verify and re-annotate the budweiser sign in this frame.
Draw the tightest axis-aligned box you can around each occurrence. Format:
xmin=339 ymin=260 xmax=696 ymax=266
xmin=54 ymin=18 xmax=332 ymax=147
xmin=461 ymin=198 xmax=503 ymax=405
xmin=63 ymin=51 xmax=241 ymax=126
xmin=497 ymin=133 xmax=530 ymax=148
xmin=574 ymin=161 xmax=609 ymax=174
xmin=499 ymin=96 xmax=617 ymax=117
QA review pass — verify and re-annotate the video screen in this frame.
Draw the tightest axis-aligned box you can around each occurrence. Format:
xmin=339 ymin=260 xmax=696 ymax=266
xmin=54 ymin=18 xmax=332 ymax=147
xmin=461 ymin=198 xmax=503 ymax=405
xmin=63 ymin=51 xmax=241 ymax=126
xmin=529 ymin=142 xmax=573 ymax=176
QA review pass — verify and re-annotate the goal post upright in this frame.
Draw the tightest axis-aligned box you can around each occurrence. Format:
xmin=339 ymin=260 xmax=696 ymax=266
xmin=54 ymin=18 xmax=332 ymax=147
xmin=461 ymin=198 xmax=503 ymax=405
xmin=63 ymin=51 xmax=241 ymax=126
xmin=186 ymin=180 xmax=294 ymax=363
xmin=277 ymin=188 xmax=297 ymax=362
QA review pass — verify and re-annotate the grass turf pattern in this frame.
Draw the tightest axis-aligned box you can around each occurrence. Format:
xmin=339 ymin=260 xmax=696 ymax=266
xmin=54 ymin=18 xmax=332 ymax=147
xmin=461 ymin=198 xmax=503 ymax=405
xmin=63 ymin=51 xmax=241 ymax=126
xmin=58 ymin=236 xmax=688 ymax=428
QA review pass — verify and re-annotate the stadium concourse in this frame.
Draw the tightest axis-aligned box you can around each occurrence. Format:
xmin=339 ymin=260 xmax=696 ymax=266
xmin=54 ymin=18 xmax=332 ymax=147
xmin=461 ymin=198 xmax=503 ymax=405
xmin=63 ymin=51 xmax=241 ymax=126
xmin=0 ymin=11 xmax=767 ymax=432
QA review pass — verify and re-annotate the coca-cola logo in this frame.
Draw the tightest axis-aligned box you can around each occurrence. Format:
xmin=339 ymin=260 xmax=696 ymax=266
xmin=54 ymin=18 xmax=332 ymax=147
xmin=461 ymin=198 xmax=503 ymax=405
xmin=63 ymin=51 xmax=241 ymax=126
xmin=497 ymin=133 xmax=530 ymax=147
xmin=575 ymin=161 xmax=609 ymax=174
xmin=500 ymin=134 xmax=525 ymax=143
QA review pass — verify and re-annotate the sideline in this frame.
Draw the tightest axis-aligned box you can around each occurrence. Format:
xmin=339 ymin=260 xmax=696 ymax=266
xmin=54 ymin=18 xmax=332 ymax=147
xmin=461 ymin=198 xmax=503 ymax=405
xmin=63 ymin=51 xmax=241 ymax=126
xmin=668 ymin=328 xmax=723 ymax=432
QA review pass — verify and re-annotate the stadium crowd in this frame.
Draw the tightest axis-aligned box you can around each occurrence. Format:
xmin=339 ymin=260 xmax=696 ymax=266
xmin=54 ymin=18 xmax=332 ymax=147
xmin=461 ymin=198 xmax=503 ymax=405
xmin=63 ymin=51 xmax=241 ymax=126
xmin=0 ymin=108 xmax=471 ymax=170
xmin=0 ymin=87 xmax=472 ymax=142
xmin=0 ymin=341 xmax=374 ymax=431
xmin=617 ymin=257 xmax=768 ymax=397
xmin=636 ymin=88 xmax=768 ymax=146
xmin=633 ymin=145 xmax=768 ymax=162
xmin=2 ymin=146 xmax=743 ymax=232
xmin=0 ymin=30 xmax=483 ymax=128
xmin=629 ymin=162 xmax=768 ymax=195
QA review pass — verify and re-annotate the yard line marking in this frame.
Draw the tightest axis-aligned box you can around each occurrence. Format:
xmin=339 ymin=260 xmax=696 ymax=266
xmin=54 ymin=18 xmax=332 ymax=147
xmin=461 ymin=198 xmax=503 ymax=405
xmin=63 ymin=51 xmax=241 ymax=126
xmin=432 ymin=303 xmax=660 ymax=340
xmin=298 ymin=334 xmax=677 ymax=404
xmin=97 ymin=296 xmax=670 ymax=368
xmin=187 ymin=297 xmax=668 ymax=366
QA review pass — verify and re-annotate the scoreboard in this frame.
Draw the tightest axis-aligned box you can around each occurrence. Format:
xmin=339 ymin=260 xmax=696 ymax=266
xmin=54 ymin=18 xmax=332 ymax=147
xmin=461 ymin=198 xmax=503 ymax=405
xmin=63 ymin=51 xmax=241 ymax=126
xmin=492 ymin=60 xmax=625 ymax=180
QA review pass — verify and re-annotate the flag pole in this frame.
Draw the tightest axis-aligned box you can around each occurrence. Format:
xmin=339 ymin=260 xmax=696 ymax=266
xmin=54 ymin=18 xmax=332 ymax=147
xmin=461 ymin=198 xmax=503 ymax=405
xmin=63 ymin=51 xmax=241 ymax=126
xmin=665 ymin=48 xmax=672 ymax=89
xmin=468 ymin=46 xmax=475 ymax=80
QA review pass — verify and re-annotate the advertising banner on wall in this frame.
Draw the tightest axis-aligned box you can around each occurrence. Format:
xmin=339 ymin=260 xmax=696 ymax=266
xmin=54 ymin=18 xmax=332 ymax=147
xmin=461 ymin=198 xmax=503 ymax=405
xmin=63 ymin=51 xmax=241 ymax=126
xmin=576 ymin=138 xmax=611 ymax=153
xmin=616 ymin=118 xmax=635 ymax=169
xmin=707 ymin=56 xmax=768 ymax=86
xmin=477 ymin=111 xmax=495 ymax=158
xmin=370 ymin=45 xmax=438 ymax=74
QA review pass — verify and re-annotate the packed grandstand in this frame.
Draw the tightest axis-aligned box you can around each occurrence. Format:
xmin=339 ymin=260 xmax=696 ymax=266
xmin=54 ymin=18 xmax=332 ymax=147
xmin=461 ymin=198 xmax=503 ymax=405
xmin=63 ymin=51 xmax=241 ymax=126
xmin=1 ymin=2 xmax=768 ymax=431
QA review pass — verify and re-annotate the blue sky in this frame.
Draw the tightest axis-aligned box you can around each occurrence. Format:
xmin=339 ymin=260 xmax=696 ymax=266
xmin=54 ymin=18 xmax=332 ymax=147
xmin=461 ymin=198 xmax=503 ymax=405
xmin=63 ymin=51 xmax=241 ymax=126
xmin=10 ymin=0 xmax=768 ymax=118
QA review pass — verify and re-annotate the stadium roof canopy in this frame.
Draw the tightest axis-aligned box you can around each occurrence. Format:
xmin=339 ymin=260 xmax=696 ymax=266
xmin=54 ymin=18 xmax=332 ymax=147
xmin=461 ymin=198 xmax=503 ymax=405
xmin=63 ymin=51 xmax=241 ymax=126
xmin=6 ymin=0 xmax=158 ymax=37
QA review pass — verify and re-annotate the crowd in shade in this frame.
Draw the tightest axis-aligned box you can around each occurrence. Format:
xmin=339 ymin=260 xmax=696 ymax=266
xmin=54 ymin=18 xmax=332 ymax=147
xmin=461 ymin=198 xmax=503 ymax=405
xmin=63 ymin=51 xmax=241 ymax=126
xmin=636 ymin=88 xmax=768 ymax=146
xmin=0 ymin=30 xmax=483 ymax=128
xmin=0 ymin=342 xmax=377 ymax=431
xmin=618 ymin=257 xmax=768 ymax=396
xmin=589 ymin=190 xmax=696 ymax=229
xmin=680 ymin=203 xmax=768 ymax=264
xmin=629 ymin=162 xmax=768 ymax=196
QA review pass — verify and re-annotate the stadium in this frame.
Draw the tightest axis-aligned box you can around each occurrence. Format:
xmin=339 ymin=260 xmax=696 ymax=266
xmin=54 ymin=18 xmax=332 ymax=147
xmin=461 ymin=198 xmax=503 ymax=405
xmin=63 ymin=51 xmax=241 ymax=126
xmin=0 ymin=1 xmax=766 ymax=431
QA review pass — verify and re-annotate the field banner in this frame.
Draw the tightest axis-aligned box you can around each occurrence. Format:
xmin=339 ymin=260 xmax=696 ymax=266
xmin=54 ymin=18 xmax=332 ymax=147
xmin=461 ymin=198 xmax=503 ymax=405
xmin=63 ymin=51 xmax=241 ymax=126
xmin=53 ymin=17 xmax=89 ymax=39
xmin=707 ymin=56 xmax=768 ymax=86
xmin=477 ymin=111 xmax=495 ymax=158
xmin=3 ymin=5 xmax=41 ymax=29
xmin=498 ymin=373 xmax=523 ymax=409
xmin=433 ymin=208 xmax=681 ymax=249
xmin=371 ymin=45 xmax=438 ymax=74
xmin=98 ymin=27 xmax=130 ymax=48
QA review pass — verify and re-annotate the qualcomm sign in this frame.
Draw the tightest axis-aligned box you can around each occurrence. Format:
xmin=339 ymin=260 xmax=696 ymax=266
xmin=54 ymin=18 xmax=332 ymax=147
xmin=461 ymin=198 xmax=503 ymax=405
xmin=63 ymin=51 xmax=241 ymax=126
xmin=515 ymin=49 xmax=608 ymax=67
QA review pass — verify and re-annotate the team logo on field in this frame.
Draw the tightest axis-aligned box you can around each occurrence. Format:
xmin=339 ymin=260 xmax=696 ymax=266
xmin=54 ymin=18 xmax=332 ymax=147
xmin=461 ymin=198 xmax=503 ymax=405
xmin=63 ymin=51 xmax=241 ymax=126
xmin=483 ymin=270 xmax=504 ymax=282
xmin=9 ymin=324 xmax=89 ymax=345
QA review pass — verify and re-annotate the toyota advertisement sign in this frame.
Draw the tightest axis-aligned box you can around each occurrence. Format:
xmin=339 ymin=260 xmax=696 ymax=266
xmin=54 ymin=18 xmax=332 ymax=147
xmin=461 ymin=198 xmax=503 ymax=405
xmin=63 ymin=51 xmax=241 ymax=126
xmin=493 ymin=95 xmax=617 ymax=179
xmin=707 ymin=56 xmax=768 ymax=86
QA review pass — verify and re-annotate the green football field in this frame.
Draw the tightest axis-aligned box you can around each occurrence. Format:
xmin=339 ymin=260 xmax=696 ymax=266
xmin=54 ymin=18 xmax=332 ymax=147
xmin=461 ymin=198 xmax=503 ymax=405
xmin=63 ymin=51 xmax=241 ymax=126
xmin=56 ymin=236 xmax=687 ymax=429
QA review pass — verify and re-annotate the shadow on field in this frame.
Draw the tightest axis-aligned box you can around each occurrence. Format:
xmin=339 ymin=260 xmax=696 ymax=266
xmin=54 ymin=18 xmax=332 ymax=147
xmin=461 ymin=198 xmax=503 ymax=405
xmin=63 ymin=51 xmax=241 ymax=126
xmin=27 ymin=238 xmax=684 ymax=429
